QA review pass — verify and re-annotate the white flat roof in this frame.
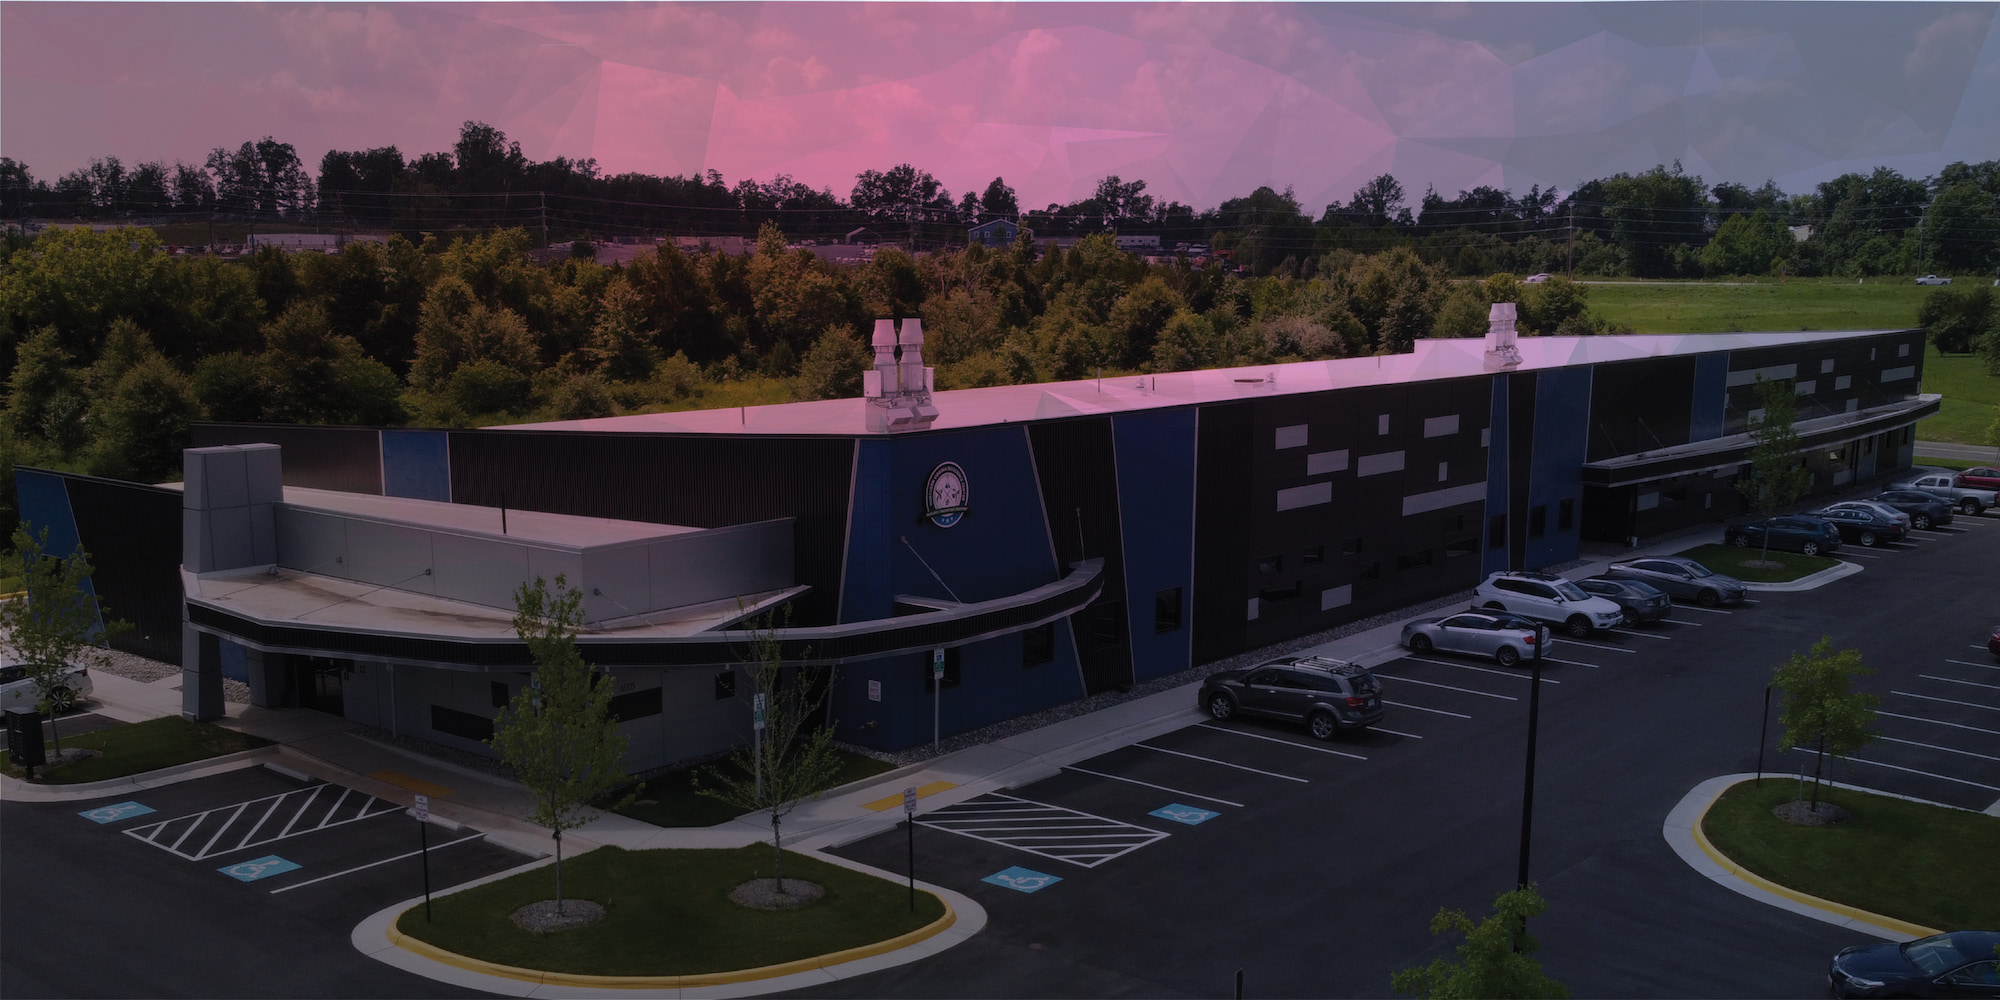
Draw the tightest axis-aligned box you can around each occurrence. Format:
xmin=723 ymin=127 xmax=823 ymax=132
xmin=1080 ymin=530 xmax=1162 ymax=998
xmin=499 ymin=329 xmax=1912 ymax=438
xmin=161 ymin=483 xmax=704 ymax=549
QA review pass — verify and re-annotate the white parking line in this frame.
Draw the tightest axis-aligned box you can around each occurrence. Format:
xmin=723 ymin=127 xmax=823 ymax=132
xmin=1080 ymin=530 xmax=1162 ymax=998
xmin=1606 ymin=628 xmax=1673 ymax=640
xmin=1879 ymin=712 xmax=2000 ymax=736
xmin=1893 ymin=691 xmax=2000 ymax=713
xmin=1876 ymin=735 xmax=2000 ymax=763
xmin=1661 ymin=618 xmax=1706 ymax=627
xmin=1840 ymin=551 xmax=1884 ymax=559
xmin=1133 ymin=743 xmax=1310 ymax=782
xmin=1675 ymin=605 xmax=1736 ymax=615
xmin=1370 ymin=726 xmax=1425 ymax=739
xmin=1541 ymin=657 xmax=1602 ymax=669
xmin=267 ymin=832 xmax=486 ymax=894
xmin=1401 ymin=656 xmax=1561 ymax=683
xmin=1061 ymin=765 xmax=1245 ymax=808
xmin=1944 ymin=659 xmax=2000 ymax=672
xmin=1385 ymin=700 xmax=1471 ymax=719
xmin=1197 ymin=723 xmax=1368 ymax=759
xmin=1378 ymin=675 xmax=1518 ymax=700
xmin=1787 ymin=747 xmax=2000 ymax=792
xmin=917 ymin=794 xmax=1171 ymax=868
xmin=1920 ymin=675 xmax=2000 ymax=692
xmin=1552 ymin=640 xmax=1637 ymax=654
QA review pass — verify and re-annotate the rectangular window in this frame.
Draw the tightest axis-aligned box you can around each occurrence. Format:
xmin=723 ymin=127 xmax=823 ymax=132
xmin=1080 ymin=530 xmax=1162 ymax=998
xmin=1154 ymin=588 xmax=1184 ymax=633
xmin=1023 ymin=624 xmax=1055 ymax=666
xmin=1444 ymin=537 xmax=1476 ymax=559
xmin=922 ymin=648 xmax=962 ymax=693
xmin=430 ymin=705 xmax=494 ymax=743
xmin=490 ymin=681 xmax=509 ymax=709
xmin=1343 ymin=536 xmax=1363 ymax=556
xmin=1398 ymin=549 xmax=1433 ymax=571
xmin=1488 ymin=514 xmax=1506 ymax=549
xmin=1359 ymin=561 xmax=1380 ymax=581
xmin=714 ymin=669 xmax=736 ymax=700
xmin=1258 ymin=555 xmax=1282 ymax=574
xmin=1529 ymin=505 xmax=1547 ymax=539
xmin=1302 ymin=545 xmax=1324 ymax=565
xmin=607 ymin=687 xmax=664 ymax=723
xmin=1558 ymin=498 xmax=1575 ymax=531
xmin=1258 ymin=583 xmax=1300 ymax=602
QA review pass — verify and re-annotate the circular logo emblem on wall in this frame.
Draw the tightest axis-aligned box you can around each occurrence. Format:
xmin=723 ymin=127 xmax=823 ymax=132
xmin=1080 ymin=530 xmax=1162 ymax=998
xmin=924 ymin=462 xmax=969 ymax=528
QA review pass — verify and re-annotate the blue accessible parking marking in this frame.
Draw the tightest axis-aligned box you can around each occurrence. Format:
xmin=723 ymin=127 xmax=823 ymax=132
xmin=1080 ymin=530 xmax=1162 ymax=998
xmin=983 ymin=866 xmax=1062 ymax=893
xmin=1149 ymin=803 xmax=1220 ymax=826
xmin=219 ymin=855 xmax=300 ymax=883
xmin=79 ymin=801 xmax=155 ymax=824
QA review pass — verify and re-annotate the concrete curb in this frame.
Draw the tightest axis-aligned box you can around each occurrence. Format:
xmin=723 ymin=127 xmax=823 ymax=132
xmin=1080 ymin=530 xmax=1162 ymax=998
xmin=1741 ymin=559 xmax=1865 ymax=592
xmin=1663 ymin=774 xmax=1946 ymax=941
xmin=351 ymin=848 xmax=987 ymax=998
xmin=0 ymin=746 xmax=278 ymax=802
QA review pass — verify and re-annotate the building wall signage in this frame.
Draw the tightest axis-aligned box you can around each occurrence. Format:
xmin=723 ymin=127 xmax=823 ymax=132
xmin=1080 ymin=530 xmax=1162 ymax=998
xmin=925 ymin=462 xmax=969 ymax=527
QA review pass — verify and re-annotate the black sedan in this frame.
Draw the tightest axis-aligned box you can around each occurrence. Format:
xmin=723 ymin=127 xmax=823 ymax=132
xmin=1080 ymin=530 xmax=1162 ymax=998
xmin=1724 ymin=514 xmax=1841 ymax=556
xmin=1828 ymin=930 xmax=2000 ymax=997
xmin=1601 ymin=557 xmax=1747 ymax=606
xmin=1575 ymin=576 xmax=1671 ymax=624
xmin=1872 ymin=489 xmax=1954 ymax=530
xmin=1804 ymin=505 xmax=1908 ymax=547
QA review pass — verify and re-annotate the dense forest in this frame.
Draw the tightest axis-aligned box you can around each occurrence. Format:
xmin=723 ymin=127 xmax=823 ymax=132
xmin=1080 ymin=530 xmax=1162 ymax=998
xmin=3 ymin=121 xmax=1999 ymax=528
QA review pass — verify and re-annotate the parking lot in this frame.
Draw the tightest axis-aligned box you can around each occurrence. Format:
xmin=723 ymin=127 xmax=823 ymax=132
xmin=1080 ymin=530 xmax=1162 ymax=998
xmin=1 ymin=763 xmax=526 ymax=998
xmin=822 ymin=514 xmax=2000 ymax=998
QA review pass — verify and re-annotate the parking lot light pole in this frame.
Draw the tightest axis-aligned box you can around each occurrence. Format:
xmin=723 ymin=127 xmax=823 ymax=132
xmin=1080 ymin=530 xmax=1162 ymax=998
xmin=1517 ymin=625 xmax=1546 ymax=890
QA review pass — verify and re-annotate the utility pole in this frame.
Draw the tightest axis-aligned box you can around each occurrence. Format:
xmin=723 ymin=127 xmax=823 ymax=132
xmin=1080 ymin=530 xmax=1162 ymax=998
xmin=1565 ymin=200 xmax=1575 ymax=278
xmin=540 ymin=191 xmax=549 ymax=249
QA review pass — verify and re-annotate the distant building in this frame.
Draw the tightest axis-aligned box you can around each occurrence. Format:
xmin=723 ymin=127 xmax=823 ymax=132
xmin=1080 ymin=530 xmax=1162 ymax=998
xmin=1115 ymin=234 xmax=1160 ymax=252
xmin=670 ymin=235 xmax=752 ymax=256
xmin=245 ymin=233 xmax=386 ymax=254
xmin=1789 ymin=225 xmax=1814 ymax=242
xmin=845 ymin=226 xmax=882 ymax=246
xmin=969 ymin=218 xmax=1025 ymax=248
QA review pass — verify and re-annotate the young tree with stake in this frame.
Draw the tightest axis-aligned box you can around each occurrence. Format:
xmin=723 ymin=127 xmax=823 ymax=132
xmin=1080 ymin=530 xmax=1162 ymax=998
xmin=1770 ymin=636 xmax=1878 ymax=812
xmin=0 ymin=525 xmax=127 ymax=755
xmin=1736 ymin=374 xmax=1812 ymax=564
xmin=488 ymin=575 xmax=629 ymax=915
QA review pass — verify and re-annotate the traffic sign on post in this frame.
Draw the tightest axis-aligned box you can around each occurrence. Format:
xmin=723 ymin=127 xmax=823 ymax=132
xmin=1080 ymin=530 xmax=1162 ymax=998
xmin=932 ymin=647 xmax=944 ymax=678
xmin=753 ymin=692 xmax=767 ymax=731
xmin=903 ymin=786 xmax=916 ymax=816
xmin=413 ymin=794 xmax=429 ymax=822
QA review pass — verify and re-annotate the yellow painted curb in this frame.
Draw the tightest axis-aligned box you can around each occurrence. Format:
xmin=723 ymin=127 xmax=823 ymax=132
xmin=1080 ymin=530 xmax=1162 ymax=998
xmin=387 ymin=893 xmax=958 ymax=989
xmin=1691 ymin=778 xmax=1939 ymax=940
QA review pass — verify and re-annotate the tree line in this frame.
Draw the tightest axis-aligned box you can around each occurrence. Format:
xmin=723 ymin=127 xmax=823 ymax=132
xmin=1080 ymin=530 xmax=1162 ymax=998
xmin=4 ymin=122 xmax=1998 ymax=279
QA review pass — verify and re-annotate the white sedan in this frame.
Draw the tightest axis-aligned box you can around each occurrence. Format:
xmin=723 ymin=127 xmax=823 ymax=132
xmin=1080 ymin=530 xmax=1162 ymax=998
xmin=1915 ymin=274 xmax=1953 ymax=285
xmin=0 ymin=663 xmax=93 ymax=713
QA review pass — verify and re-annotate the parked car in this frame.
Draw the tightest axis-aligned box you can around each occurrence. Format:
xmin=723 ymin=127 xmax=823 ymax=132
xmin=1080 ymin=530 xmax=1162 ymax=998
xmin=1523 ymin=272 xmax=1552 ymax=283
xmin=1870 ymin=489 xmax=1954 ymax=530
xmin=1820 ymin=499 xmax=1912 ymax=528
xmin=1828 ymin=929 xmax=2000 ymax=998
xmin=1574 ymin=577 xmax=1672 ymax=624
xmin=0 ymin=662 xmax=93 ymax=714
xmin=1601 ymin=557 xmax=1747 ymax=607
xmin=1472 ymin=570 xmax=1626 ymax=637
xmin=1955 ymin=466 xmax=2000 ymax=491
xmin=1892 ymin=467 xmax=1998 ymax=515
xmin=1988 ymin=625 xmax=2000 ymax=659
xmin=1401 ymin=611 xmax=1551 ymax=666
xmin=1723 ymin=514 xmax=1842 ymax=556
xmin=1198 ymin=655 xmax=1385 ymax=740
xmin=1803 ymin=504 xmax=1909 ymax=547
xmin=1914 ymin=274 xmax=1953 ymax=285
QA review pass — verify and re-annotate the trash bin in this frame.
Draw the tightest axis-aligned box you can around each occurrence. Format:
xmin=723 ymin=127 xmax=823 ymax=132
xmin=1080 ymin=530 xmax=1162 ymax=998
xmin=6 ymin=706 xmax=46 ymax=775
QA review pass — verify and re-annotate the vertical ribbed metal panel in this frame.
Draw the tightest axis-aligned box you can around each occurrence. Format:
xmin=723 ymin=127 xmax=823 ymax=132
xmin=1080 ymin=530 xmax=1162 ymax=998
xmin=1027 ymin=418 xmax=1131 ymax=694
xmin=445 ymin=431 xmax=855 ymax=625
xmin=190 ymin=423 xmax=384 ymax=494
xmin=1586 ymin=357 xmax=1695 ymax=462
xmin=1192 ymin=402 xmax=1251 ymax=665
xmin=46 ymin=473 xmax=183 ymax=662
xmin=1508 ymin=371 xmax=1538 ymax=568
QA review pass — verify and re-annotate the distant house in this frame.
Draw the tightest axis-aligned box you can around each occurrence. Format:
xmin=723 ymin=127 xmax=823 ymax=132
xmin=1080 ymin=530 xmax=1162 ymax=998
xmin=845 ymin=227 xmax=882 ymax=246
xmin=671 ymin=235 xmax=752 ymax=256
xmin=1114 ymin=233 xmax=1160 ymax=252
xmin=969 ymin=218 xmax=1025 ymax=248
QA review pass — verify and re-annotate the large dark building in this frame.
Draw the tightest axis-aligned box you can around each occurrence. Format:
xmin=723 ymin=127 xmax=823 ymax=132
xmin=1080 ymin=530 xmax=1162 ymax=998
xmin=17 ymin=315 xmax=1935 ymax=770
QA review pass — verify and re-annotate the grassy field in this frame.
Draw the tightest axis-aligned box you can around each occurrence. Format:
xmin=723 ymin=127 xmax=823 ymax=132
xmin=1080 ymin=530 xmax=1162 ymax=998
xmin=396 ymin=845 xmax=946 ymax=977
xmin=1702 ymin=780 xmax=2000 ymax=931
xmin=612 ymin=748 xmax=896 ymax=828
xmin=0 ymin=716 xmax=271 ymax=782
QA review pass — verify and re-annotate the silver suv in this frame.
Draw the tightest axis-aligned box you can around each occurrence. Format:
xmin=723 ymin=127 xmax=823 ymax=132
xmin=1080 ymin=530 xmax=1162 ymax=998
xmin=1474 ymin=571 xmax=1626 ymax=637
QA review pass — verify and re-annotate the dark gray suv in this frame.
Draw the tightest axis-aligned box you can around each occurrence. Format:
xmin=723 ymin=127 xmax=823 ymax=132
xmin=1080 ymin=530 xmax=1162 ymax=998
xmin=1199 ymin=656 xmax=1384 ymax=740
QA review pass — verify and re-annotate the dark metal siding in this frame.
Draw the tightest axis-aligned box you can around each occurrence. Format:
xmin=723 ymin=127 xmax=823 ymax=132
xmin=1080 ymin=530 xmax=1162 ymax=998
xmin=1028 ymin=418 xmax=1131 ymax=694
xmin=1587 ymin=356 xmax=1696 ymax=462
xmin=445 ymin=431 xmax=855 ymax=625
xmin=190 ymin=423 xmax=384 ymax=494
xmin=36 ymin=473 xmax=182 ymax=662
xmin=1192 ymin=403 xmax=1251 ymax=665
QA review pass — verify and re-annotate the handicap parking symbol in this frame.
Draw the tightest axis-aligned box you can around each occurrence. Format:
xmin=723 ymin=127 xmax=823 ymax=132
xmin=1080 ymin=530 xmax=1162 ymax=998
xmin=79 ymin=801 xmax=155 ymax=825
xmin=1149 ymin=803 xmax=1220 ymax=826
xmin=219 ymin=855 xmax=300 ymax=883
xmin=983 ymin=866 xmax=1062 ymax=893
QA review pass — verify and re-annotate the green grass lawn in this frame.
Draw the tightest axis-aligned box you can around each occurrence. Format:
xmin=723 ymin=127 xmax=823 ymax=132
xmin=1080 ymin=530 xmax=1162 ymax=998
xmin=396 ymin=845 xmax=946 ymax=977
xmin=0 ymin=716 xmax=271 ymax=783
xmin=1586 ymin=279 xmax=1929 ymax=335
xmin=1676 ymin=543 xmax=1840 ymax=582
xmin=612 ymin=748 xmax=896 ymax=828
xmin=1702 ymin=780 xmax=2000 ymax=931
xmin=1916 ymin=344 xmax=2000 ymax=444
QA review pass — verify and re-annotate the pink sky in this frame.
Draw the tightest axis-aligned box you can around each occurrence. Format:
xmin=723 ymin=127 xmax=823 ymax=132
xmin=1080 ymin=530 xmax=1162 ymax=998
xmin=4 ymin=2 xmax=1997 ymax=212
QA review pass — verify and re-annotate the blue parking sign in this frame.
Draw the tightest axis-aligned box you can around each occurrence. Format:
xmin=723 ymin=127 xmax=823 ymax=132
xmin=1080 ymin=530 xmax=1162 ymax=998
xmin=219 ymin=855 xmax=300 ymax=882
xmin=79 ymin=801 xmax=155 ymax=824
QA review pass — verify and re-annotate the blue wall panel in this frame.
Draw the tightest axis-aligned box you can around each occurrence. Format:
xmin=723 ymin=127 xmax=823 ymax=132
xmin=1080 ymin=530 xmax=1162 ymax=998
xmin=832 ymin=427 xmax=1081 ymax=750
xmin=1526 ymin=368 xmax=1592 ymax=568
xmin=1112 ymin=409 xmax=1197 ymax=682
xmin=13 ymin=470 xmax=105 ymax=637
xmin=1483 ymin=375 xmax=1512 ymax=577
xmin=381 ymin=430 xmax=452 ymax=501
xmin=1690 ymin=353 xmax=1730 ymax=442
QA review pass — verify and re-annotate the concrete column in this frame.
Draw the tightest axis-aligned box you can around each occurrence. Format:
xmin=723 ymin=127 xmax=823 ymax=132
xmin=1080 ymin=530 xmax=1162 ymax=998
xmin=180 ymin=625 xmax=224 ymax=721
xmin=245 ymin=646 xmax=282 ymax=708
